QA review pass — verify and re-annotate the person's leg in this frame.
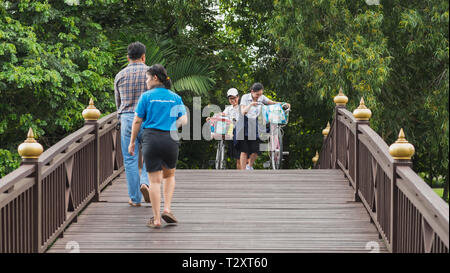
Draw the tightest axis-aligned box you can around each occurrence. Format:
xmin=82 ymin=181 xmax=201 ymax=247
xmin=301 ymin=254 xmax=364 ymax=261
xmin=236 ymin=159 xmax=241 ymax=170
xmin=238 ymin=140 xmax=249 ymax=170
xmin=162 ymin=167 xmax=176 ymax=214
xmin=247 ymin=140 xmax=259 ymax=168
xmin=120 ymin=114 xmax=142 ymax=204
xmin=248 ymin=153 xmax=258 ymax=167
xmin=140 ymin=161 xmax=149 ymax=186
xmin=139 ymin=159 xmax=151 ymax=203
xmin=240 ymin=152 xmax=248 ymax=170
xmin=137 ymin=128 xmax=150 ymax=187
xmin=148 ymin=170 xmax=163 ymax=226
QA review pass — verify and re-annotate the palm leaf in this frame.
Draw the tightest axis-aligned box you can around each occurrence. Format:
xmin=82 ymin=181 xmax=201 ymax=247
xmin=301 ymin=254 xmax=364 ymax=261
xmin=167 ymin=58 xmax=216 ymax=95
xmin=112 ymin=33 xmax=176 ymax=68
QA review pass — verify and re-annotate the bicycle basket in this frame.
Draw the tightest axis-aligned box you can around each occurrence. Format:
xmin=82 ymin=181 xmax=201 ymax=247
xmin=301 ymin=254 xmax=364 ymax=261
xmin=262 ymin=104 xmax=287 ymax=124
xmin=210 ymin=114 xmax=234 ymax=140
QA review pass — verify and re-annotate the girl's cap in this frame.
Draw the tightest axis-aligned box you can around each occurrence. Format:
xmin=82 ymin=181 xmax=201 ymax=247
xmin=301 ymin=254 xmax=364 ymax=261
xmin=227 ymin=88 xmax=239 ymax=97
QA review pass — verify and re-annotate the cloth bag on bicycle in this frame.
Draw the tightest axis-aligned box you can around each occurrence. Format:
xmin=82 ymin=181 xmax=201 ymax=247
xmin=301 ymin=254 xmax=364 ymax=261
xmin=262 ymin=104 xmax=287 ymax=125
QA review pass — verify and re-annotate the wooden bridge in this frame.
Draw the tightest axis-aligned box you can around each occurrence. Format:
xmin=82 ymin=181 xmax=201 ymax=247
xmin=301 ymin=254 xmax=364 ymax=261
xmin=1 ymin=92 xmax=448 ymax=253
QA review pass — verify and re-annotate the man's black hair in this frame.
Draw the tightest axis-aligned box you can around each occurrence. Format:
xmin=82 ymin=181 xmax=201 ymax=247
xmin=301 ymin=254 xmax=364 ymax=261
xmin=251 ymin=82 xmax=264 ymax=92
xmin=127 ymin=42 xmax=146 ymax=60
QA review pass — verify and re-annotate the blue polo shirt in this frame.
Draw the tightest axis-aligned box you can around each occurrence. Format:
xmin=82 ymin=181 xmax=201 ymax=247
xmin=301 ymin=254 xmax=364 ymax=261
xmin=135 ymin=87 xmax=187 ymax=131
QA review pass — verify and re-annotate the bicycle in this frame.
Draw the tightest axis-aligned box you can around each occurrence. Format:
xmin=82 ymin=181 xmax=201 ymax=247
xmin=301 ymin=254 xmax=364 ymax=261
xmin=209 ymin=114 xmax=233 ymax=170
xmin=214 ymin=137 xmax=226 ymax=170
xmin=264 ymin=103 xmax=290 ymax=170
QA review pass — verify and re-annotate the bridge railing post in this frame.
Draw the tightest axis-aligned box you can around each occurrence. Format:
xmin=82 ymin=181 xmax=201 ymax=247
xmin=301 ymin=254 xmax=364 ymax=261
xmin=389 ymin=129 xmax=414 ymax=253
xmin=353 ymin=120 xmax=368 ymax=202
xmin=93 ymin=121 xmax=101 ymax=202
xmin=82 ymin=98 xmax=101 ymax=202
xmin=333 ymin=87 xmax=348 ymax=170
xmin=18 ymin=128 xmax=44 ymax=253
xmin=353 ymin=97 xmax=372 ymax=203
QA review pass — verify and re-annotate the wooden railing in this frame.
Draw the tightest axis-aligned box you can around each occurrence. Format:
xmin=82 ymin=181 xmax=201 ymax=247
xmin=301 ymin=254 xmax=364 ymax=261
xmin=315 ymin=102 xmax=449 ymax=253
xmin=0 ymin=112 xmax=123 ymax=253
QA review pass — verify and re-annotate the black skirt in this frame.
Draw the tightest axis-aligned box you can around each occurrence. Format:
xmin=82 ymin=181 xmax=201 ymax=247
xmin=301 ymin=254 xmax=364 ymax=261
xmin=226 ymin=140 xmax=241 ymax=159
xmin=141 ymin=128 xmax=180 ymax=172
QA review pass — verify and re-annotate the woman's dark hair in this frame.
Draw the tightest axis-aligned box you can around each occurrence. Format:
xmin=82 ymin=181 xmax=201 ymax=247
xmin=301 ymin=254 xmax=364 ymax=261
xmin=147 ymin=64 xmax=172 ymax=89
xmin=127 ymin=42 xmax=146 ymax=60
xmin=251 ymin=82 xmax=264 ymax=92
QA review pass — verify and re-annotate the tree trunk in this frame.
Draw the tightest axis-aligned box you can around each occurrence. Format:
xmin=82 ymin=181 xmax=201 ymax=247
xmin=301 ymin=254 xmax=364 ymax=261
xmin=443 ymin=175 xmax=449 ymax=202
xmin=428 ymin=148 xmax=433 ymax=187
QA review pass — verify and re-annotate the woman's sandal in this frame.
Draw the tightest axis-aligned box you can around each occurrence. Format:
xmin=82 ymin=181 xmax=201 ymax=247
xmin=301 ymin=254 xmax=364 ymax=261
xmin=161 ymin=212 xmax=178 ymax=225
xmin=146 ymin=217 xmax=161 ymax=229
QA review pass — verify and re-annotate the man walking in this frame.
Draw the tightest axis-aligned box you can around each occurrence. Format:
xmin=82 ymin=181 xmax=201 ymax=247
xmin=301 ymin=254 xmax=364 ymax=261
xmin=114 ymin=42 xmax=151 ymax=206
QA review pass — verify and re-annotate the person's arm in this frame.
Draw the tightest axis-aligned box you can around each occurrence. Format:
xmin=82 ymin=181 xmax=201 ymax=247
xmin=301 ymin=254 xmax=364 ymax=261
xmin=222 ymin=105 xmax=233 ymax=116
xmin=175 ymin=98 xmax=188 ymax=128
xmin=176 ymin=114 xmax=188 ymax=128
xmin=128 ymin=115 xmax=143 ymax=156
xmin=114 ymin=75 xmax=121 ymax=112
xmin=129 ymin=93 xmax=147 ymax=155
xmin=263 ymin=96 xmax=291 ymax=109
xmin=241 ymin=101 xmax=258 ymax=115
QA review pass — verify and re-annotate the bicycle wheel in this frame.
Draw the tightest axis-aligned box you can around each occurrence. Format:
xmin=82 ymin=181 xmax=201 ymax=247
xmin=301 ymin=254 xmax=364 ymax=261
xmin=220 ymin=140 xmax=226 ymax=169
xmin=277 ymin=128 xmax=283 ymax=169
xmin=271 ymin=126 xmax=283 ymax=169
xmin=215 ymin=141 xmax=222 ymax=170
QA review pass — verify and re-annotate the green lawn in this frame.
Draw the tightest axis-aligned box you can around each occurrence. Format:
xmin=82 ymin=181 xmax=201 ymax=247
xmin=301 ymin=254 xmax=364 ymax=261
xmin=433 ymin=188 xmax=449 ymax=202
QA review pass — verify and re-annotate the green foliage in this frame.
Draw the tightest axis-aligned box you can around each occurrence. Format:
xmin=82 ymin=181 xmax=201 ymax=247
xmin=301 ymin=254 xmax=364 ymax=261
xmin=0 ymin=0 xmax=116 ymax=161
xmin=0 ymin=0 xmax=222 ymax=176
xmin=0 ymin=149 xmax=20 ymax=177
xmin=169 ymin=57 xmax=216 ymax=96
xmin=249 ymin=0 xmax=448 ymax=180
xmin=0 ymin=0 xmax=448 ymax=201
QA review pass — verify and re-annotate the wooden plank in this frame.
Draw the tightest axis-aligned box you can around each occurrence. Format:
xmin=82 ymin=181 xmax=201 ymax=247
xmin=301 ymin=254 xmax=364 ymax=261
xmin=338 ymin=115 xmax=356 ymax=135
xmin=0 ymin=165 xmax=35 ymax=194
xmin=47 ymin=169 xmax=387 ymax=253
xmin=396 ymin=166 xmax=449 ymax=247
xmin=41 ymin=134 xmax=95 ymax=179
xmin=39 ymin=126 xmax=95 ymax=166
xmin=358 ymin=125 xmax=393 ymax=180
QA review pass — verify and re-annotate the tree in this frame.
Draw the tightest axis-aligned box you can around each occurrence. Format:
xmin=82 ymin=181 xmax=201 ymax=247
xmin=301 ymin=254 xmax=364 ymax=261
xmin=0 ymin=0 xmax=116 ymax=176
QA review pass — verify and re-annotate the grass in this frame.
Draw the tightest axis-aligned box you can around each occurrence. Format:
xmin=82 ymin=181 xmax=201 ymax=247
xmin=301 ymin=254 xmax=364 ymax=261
xmin=433 ymin=188 xmax=449 ymax=202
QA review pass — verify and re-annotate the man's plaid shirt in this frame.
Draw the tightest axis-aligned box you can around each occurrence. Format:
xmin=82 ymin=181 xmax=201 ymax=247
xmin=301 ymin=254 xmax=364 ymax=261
xmin=114 ymin=63 xmax=149 ymax=114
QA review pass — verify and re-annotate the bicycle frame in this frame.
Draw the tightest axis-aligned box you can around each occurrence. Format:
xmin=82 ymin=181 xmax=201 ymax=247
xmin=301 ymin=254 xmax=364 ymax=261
xmin=267 ymin=105 xmax=289 ymax=170
xmin=215 ymin=138 xmax=226 ymax=170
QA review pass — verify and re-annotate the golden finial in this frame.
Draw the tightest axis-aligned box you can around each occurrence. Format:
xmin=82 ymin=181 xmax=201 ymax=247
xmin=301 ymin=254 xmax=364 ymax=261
xmin=312 ymin=151 xmax=319 ymax=164
xmin=353 ymin=97 xmax=372 ymax=121
xmin=322 ymin=122 xmax=331 ymax=137
xmin=389 ymin=128 xmax=415 ymax=160
xmin=333 ymin=87 xmax=348 ymax=106
xmin=82 ymin=98 xmax=101 ymax=121
xmin=18 ymin=128 xmax=44 ymax=159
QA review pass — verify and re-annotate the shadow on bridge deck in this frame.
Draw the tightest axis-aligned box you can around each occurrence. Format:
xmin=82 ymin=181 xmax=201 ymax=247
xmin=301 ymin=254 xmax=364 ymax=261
xmin=47 ymin=169 xmax=387 ymax=253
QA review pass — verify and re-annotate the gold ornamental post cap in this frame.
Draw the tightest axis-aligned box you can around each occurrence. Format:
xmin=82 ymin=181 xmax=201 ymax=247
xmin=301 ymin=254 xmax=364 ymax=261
xmin=353 ymin=97 xmax=372 ymax=121
xmin=312 ymin=151 xmax=319 ymax=164
xmin=389 ymin=128 xmax=415 ymax=160
xmin=333 ymin=87 xmax=348 ymax=106
xmin=82 ymin=98 xmax=101 ymax=121
xmin=18 ymin=128 xmax=44 ymax=159
xmin=322 ymin=122 xmax=331 ymax=136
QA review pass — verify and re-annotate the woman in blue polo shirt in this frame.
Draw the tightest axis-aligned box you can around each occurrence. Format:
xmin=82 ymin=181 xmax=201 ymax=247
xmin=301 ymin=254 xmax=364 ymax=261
xmin=128 ymin=64 xmax=187 ymax=228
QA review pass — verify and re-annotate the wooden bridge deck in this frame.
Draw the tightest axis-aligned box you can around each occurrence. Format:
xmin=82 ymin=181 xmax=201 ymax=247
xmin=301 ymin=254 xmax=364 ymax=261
xmin=47 ymin=169 xmax=387 ymax=253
